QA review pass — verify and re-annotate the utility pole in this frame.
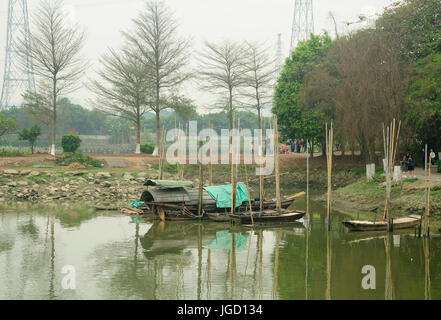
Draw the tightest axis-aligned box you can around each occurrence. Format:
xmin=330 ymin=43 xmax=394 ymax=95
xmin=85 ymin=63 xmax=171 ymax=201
xmin=1 ymin=0 xmax=35 ymax=110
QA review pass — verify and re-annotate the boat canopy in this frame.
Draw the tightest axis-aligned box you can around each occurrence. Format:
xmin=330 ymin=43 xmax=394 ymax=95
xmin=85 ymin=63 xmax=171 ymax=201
xmin=203 ymin=182 xmax=250 ymax=208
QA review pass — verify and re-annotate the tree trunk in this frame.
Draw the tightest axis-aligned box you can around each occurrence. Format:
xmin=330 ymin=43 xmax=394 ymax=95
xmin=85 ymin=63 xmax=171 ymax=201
xmin=136 ymin=114 xmax=141 ymax=154
xmin=153 ymin=109 xmax=160 ymax=156
xmin=51 ymin=80 xmax=57 ymax=156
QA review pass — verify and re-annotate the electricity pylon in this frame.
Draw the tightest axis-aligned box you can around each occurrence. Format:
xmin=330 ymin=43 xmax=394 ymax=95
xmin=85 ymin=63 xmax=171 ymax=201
xmin=1 ymin=0 xmax=35 ymax=110
xmin=290 ymin=0 xmax=314 ymax=52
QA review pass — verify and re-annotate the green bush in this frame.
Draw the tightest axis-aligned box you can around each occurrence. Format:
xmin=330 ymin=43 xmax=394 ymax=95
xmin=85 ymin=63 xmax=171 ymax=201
xmin=61 ymin=134 xmax=82 ymax=153
xmin=56 ymin=152 xmax=102 ymax=168
xmin=0 ymin=148 xmax=27 ymax=156
xmin=140 ymin=143 xmax=154 ymax=154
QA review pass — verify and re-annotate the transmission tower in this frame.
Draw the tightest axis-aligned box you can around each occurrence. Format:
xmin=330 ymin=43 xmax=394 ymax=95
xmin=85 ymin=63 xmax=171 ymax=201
xmin=1 ymin=0 xmax=35 ymax=110
xmin=290 ymin=0 xmax=314 ymax=52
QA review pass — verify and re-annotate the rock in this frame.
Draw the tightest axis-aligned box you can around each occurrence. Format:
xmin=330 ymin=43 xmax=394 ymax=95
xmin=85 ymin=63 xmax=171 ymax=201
xmin=138 ymin=172 xmax=148 ymax=178
xmin=29 ymin=171 xmax=40 ymax=176
xmin=17 ymin=181 xmax=28 ymax=186
xmin=20 ymin=170 xmax=31 ymax=176
xmin=4 ymin=170 xmax=19 ymax=175
xmin=101 ymin=181 xmax=112 ymax=188
xmin=96 ymin=172 xmax=111 ymax=179
xmin=123 ymin=173 xmax=134 ymax=181
xmin=136 ymin=178 xmax=145 ymax=183
xmin=7 ymin=181 xmax=17 ymax=187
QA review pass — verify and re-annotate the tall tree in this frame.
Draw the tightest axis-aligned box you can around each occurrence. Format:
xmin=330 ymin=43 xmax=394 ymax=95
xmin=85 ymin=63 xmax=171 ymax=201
xmin=198 ymin=41 xmax=247 ymax=131
xmin=124 ymin=0 xmax=191 ymax=155
xmin=242 ymin=42 xmax=276 ymax=131
xmin=17 ymin=0 xmax=88 ymax=156
xmin=273 ymin=33 xmax=332 ymax=154
xmin=88 ymin=47 xmax=152 ymax=154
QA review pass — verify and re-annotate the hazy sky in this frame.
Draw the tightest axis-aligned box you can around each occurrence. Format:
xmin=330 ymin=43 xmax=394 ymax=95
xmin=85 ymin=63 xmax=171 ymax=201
xmin=0 ymin=0 xmax=397 ymax=112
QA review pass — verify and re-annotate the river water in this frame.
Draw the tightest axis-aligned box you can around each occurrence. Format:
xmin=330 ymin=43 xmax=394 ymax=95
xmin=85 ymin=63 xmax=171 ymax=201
xmin=0 ymin=200 xmax=440 ymax=300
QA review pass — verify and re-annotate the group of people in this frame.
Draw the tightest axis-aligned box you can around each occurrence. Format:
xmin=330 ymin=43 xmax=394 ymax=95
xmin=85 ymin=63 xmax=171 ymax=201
xmin=402 ymin=148 xmax=437 ymax=178
xmin=291 ymin=139 xmax=306 ymax=153
xmin=279 ymin=139 xmax=307 ymax=154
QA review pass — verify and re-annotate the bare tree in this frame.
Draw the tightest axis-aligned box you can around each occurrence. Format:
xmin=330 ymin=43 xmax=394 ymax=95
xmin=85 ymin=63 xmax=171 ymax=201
xmin=241 ymin=42 xmax=277 ymax=131
xmin=17 ymin=0 xmax=88 ymax=155
xmin=88 ymin=47 xmax=153 ymax=154
xmin=198 ymin=41 xmax=247 ymax=131
xmin=123 ymin=1 xmax=191 ymax=156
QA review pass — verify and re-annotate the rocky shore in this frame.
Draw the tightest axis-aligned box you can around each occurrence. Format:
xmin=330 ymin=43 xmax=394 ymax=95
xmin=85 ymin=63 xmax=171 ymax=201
xmin=0 ymin=169 xmax=149 ymax=206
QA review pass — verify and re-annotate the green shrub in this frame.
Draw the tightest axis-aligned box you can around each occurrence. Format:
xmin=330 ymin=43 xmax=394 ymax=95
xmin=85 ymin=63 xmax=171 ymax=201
xmin=140 ymin=143 xmax=154 ymax=154
xmin=56 ymin=152 xmax=102 ymax=168
xmin=0 ymin=148 xmax=27 ymax=156
xmin=61 ymin=134 xmax=82 ymax=153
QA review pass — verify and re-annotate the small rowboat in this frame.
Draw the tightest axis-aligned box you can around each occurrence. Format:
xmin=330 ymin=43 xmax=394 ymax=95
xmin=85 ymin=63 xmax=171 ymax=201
xmin=342 ymin=215 xmax=421 ymax=232
xmin=229 ymin=210 xmax=306 ymax=226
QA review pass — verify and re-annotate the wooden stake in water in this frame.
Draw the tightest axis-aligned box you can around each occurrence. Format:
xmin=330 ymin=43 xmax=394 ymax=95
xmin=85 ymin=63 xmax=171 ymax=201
xmin=209 ymin=122 xmax=213 ymax=186
xmin=244 ymin=164 xmax=254 ymax=226
xmin=307 ymin=151 xmax=310 ymax=215
xmin=424 ymin=146 xmax=431 ymax=237
xmin=274 ymin=116 xmax=281 ymax=212
xmin=198 ymin=156 xmax=204 ymax=218
xmin=382 ymin=119 xmax=401 ymax=232
xmin=231 ymin=115 xmax=237 ymax=216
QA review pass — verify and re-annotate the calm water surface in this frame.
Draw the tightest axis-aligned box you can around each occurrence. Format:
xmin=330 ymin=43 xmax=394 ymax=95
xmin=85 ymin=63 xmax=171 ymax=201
xmin=0 ymin=201 xmax=440 ymax=300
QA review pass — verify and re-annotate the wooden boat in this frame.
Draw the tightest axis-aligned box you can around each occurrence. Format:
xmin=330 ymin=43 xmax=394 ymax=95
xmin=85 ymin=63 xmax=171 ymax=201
xmin=229 ymin=209 xmax=306 ymax=226
xmin=342 ymin=215 xmax=421 ymax=232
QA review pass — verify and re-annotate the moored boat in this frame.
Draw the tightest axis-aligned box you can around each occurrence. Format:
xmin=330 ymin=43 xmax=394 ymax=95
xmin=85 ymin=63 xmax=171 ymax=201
xmin=229 ymin=209 xmax=306 ymax=226
xmin=342 ymin=215 xmax=421 ymax=232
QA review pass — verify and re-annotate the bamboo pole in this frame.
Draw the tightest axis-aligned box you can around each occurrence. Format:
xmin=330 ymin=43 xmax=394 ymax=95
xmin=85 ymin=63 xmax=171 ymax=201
xmin=259 ymin=116 xmax=264 ymax=213
xmin=244 ymin=164 xmax=254 ymax=226
xmin=326 ymin=123 xmax=333 ymax=231
xmin=424 ymin=150 xmax=431 ymax=237
xmin=209 ymin=122 xmax=213 ymax=186
xmin=198 ymin=156 xmax=204 ymax=218
xmin=274 ymin=116 xmax=281 ymax=212
xmin=177 ymin=122 xmax=182 ymax=180
xmin=231 ymin=115 xmax=236 ymax=216
xmin=306 ymin=151 xmax=310 ymax=215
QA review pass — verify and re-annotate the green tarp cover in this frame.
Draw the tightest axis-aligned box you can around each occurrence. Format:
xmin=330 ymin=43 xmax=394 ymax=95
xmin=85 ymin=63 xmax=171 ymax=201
xmin=203 ymin=182 xmax=250 ymax=208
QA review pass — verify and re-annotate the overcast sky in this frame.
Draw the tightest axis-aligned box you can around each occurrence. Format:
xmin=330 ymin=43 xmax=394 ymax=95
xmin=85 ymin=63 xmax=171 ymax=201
xmin=0 ymin=0 xmax=397 ymax=112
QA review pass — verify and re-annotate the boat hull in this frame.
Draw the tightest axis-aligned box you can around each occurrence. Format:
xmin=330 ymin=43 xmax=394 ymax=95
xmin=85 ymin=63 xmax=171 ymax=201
xmin=229 ymin=210 xmax=306 ymax=226
xmin=342 ymin=215 xmax=421 ymax=232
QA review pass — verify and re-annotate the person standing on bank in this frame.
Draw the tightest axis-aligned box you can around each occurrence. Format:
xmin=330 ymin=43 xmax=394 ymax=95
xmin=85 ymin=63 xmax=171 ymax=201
xmin=408 ymin=154 xmax=416 ymax=178
xmin=402 ymin=152 xmax=409 ymax=178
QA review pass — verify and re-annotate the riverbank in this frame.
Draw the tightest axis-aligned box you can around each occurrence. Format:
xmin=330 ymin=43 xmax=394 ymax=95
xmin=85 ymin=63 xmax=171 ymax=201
xmin=0 ymin=163 xmax=364 ymax=206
